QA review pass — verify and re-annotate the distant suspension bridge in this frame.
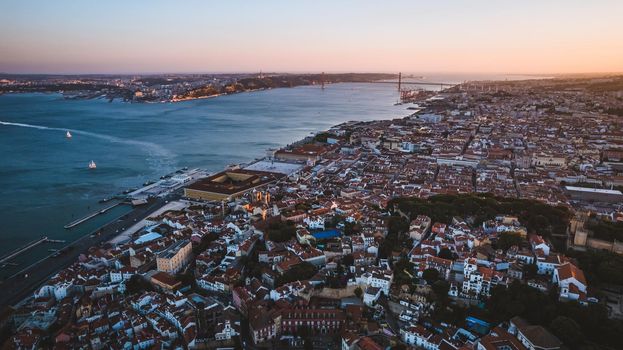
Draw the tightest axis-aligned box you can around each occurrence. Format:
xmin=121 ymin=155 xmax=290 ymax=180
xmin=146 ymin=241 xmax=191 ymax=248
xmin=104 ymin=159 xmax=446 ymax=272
xmin=318 ymin=72 xmax=456 ymax=91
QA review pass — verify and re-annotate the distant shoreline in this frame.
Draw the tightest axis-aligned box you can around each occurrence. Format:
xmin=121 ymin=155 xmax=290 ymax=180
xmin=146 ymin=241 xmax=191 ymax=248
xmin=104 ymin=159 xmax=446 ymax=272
xmin=0 ymin=72 xmax=398 ymax=104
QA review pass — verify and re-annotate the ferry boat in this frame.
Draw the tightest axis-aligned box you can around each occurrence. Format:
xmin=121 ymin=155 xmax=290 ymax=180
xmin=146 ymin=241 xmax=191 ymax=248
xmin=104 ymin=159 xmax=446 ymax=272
xmin=89 ymin=160 xmax=97 ymax=169
xmin=66 ymin=131 xmax=72 ymax=138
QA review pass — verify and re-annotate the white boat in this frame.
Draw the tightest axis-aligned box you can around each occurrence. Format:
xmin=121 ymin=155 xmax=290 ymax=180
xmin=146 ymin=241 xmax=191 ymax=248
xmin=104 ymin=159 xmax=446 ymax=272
xmin=89 ymin=160 xmax=97 ymax=169
xmin=66 ymin=131 xmax=72 ymax=138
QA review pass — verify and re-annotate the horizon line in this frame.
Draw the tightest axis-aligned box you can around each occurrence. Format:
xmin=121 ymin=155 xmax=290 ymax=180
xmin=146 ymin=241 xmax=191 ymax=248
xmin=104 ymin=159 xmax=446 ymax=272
xmin=2 ymin=70 xmax=622 ymax=77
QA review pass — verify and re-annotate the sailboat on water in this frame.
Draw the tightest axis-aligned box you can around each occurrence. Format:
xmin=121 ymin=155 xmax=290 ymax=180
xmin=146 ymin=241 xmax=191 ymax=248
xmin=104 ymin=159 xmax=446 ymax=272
xmin=88 ymin=160 xmax=97 ymax=169
xmin=66 ymin=131 xmax=72 ymax=138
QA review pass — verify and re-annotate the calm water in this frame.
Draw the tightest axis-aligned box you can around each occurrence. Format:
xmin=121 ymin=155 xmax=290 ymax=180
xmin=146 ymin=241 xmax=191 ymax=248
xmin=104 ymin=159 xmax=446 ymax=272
xmin=0 ymin=83 xmax=417 ymax=275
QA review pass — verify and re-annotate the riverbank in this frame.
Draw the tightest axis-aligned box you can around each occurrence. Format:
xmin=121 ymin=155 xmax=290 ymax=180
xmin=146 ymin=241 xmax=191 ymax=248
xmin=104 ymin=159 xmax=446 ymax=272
xmin=0 ymin=194 xmax=174 ymax=309
xmin=169 ymin=87 xmax=283 ymax=103
xmin=1 ymin=72 xmax=398 ymax=104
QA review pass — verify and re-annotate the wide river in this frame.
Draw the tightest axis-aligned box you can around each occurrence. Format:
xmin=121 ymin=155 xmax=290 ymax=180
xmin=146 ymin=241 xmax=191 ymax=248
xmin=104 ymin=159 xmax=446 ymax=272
xmin=1 ymin=82 xmax=431 ymax=277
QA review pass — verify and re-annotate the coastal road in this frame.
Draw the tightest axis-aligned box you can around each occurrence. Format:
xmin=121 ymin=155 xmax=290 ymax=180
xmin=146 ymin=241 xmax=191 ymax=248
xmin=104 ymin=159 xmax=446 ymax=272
xmin=0 ymin=194 xmax=176 ymax=310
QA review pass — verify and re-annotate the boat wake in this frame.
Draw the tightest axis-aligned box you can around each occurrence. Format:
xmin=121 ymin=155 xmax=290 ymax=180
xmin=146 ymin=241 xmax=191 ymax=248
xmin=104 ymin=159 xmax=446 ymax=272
xmin=1 ymin=120 xmax=175 ymax=170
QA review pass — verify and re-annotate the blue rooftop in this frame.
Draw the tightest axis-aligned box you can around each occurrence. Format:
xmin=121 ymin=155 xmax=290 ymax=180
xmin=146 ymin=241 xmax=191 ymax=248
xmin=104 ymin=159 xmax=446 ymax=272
xmin=465 ymin=316 xmax=491 ymax=335
xmin=311 ymin=229 xmax=341 ymax=240
xmin=134 ymin=231 xmax=163 ymax=244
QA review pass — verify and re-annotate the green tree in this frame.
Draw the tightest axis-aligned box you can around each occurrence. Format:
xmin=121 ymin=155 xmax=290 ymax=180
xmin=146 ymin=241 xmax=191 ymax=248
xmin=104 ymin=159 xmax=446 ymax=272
xmin=342 ymin=254 xmax=354 ymax=266
xmin=314 ymin=132 xmax=337 ymax=143
xmin=394 ymin=258 xmax=415 ymax=286
xmin=336 ymin=262 xmax=344 ymax=275
xmin=266 ymin=220 xmax=297 ymax=242
xmin=484 ymin=281 xmax=623 ymax=349
xmin=344 ymin=221 xmax=360 ymax=235
xmin=125 ymin=275 xmax=152 ymax=295
xmin=567 ymin=249 xmax=623 ymax=286
xmin=422 ymin=268 xmax=440 ymax=285
xmin=496 ymin=232 xmax=524 ymax=251
xmin=379 ymin=215 xmax=409 ymax=258
xmin=549 ymin=316 xmax=584 ymax=347
xmin=431 ymin=280 xmax=450 ymax=301
xmin=438 ymin=247 xmax=454 ymax=260
xmin=523 ymin=263 xmax=537 ymax=279
xmin=176 ymin=271 xmax=196 ymax=288
xmin=327 ymin=214 xmax=343 ymax=228
xmin=354 ymin=287 xmax=363 ymax=299
xmin=193 ymin=233 xmax=218 ymax=255
xmin=276 ymin=262 xmax=317 ymax=286
xmin=387 ymin=194 xmax=571 ymax=250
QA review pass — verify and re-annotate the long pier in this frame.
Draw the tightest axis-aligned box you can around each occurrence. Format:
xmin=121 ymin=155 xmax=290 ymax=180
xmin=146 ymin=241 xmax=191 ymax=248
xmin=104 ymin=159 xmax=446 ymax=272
xmin=0 ymin=237 xmax=48 ymax=264
xmin=63 ymin=202 xmax=123 ymax=229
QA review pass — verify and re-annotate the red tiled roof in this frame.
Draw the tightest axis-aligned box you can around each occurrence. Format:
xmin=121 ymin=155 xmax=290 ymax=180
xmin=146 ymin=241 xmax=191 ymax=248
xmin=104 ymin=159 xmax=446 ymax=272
xmin=557 ymin=262 xmax=586 ymax=285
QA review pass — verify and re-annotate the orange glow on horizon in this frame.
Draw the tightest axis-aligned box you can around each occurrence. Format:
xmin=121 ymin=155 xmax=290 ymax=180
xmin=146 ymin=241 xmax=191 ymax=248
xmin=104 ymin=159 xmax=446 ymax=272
xmin=1 ymin=1 xmax=621 ymax=74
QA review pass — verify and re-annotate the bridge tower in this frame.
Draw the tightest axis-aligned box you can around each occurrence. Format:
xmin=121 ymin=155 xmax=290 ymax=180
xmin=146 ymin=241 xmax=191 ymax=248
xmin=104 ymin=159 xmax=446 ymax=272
xmin=398 ymin=72 xmax=402 ymax=92
xmin=321 ymin=72 xmax=325 ymax=90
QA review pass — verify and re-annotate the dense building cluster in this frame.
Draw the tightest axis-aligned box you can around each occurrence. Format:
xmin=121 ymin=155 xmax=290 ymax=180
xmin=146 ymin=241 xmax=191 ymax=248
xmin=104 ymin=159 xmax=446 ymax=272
xmin=6 ymin=76 xmax=623 ymax=349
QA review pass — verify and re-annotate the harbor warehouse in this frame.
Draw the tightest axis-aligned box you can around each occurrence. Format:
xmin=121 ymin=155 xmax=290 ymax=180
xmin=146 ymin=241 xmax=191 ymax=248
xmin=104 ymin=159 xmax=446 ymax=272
xmin=274 ymin=144 xmax=331 ymax=162
xmin=564 ymin=186 xmax=623 ymax=203
xmin=184 ymin=169 xmax=285 ymax=201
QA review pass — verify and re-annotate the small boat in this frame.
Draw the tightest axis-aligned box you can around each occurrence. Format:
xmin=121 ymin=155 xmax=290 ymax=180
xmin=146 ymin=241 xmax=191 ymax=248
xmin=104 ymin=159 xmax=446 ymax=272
xmin=89 ymin=160 xmax=97 ymax=169
xmin=66 ymin=131 xmax=72 ymax=138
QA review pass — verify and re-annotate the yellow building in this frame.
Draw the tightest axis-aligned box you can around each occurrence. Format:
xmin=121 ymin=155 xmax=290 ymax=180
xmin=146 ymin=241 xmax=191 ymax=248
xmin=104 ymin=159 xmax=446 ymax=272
xmin=156 ymin=239 xmax=192 ymax=273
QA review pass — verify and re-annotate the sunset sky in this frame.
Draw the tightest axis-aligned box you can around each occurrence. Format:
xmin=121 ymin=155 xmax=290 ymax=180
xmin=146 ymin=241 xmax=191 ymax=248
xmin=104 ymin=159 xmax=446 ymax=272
xmin=1 ymin=0 xmax=622 ymax=74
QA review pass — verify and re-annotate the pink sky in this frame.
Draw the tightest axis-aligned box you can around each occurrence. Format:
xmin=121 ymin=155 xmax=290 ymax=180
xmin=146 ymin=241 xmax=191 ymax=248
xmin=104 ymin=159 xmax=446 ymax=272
xmin=1 ymin=1 xmax=622 ymax=74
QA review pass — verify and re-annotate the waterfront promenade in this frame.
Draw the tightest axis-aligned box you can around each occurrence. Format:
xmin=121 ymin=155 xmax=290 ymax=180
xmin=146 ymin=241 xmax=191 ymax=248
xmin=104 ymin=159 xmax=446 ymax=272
xmin=0 ymin=194 xmax=176 ymax=310
xmin=109 ymin=200 xmax=189 ymax=244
